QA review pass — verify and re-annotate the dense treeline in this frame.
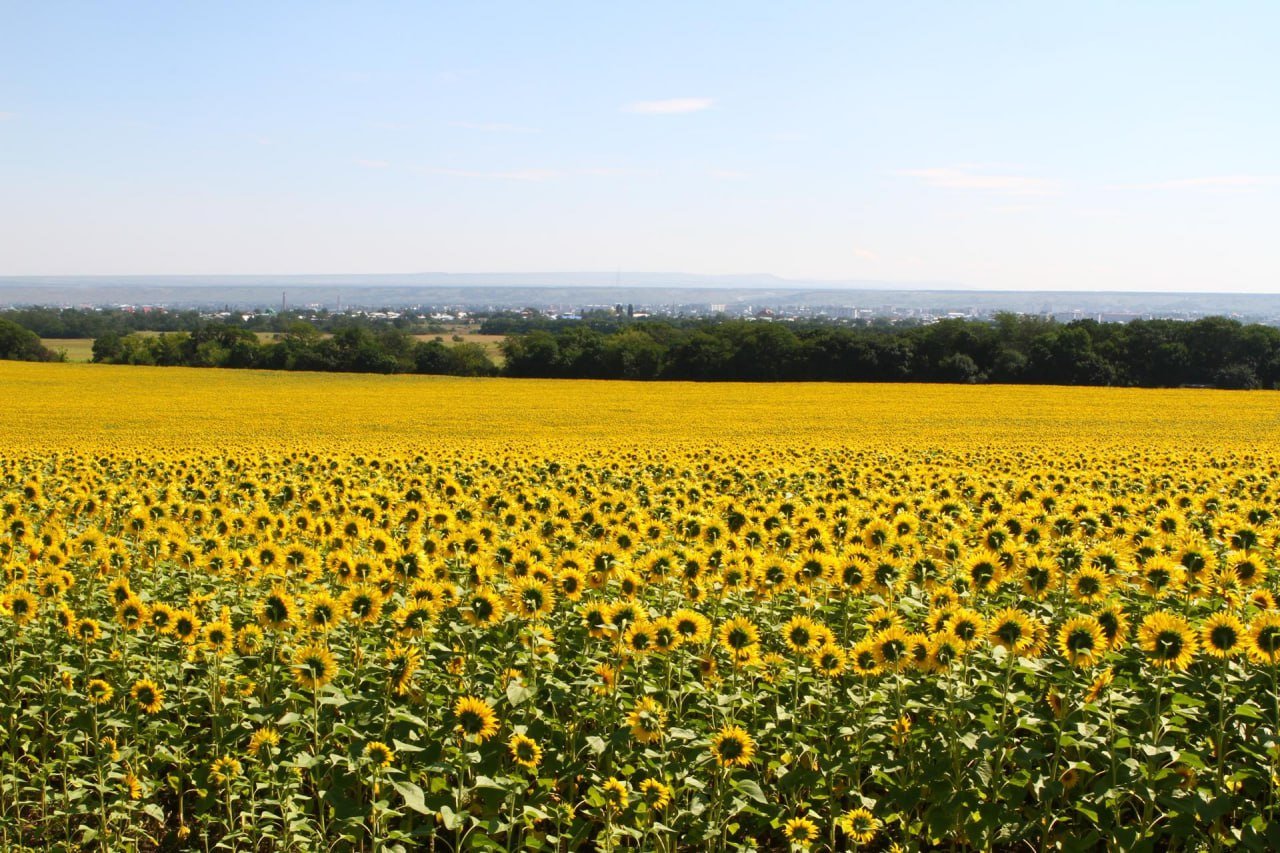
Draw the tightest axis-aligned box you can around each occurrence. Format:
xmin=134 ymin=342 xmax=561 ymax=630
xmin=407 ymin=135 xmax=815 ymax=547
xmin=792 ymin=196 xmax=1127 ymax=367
xmin=6 ymin=310 xmax=1280 ymax=388
xmin=501 ymin=315 xmax=1280 ymax=388
xmin=0 ymin=318 xmax=60 ymax=362
xmin=90 ymin=325 xmax=497 ymax=376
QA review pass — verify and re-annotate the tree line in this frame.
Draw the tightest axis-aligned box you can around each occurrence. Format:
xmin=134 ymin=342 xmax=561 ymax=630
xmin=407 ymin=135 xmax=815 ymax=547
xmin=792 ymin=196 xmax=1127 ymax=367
xmin=500 ymin=315 xmax=1280 ymax=388
xmin=5 ymin=312 xmax=1280 ymax=388
xmin=90 ymin=325 xmax=498 ymax=376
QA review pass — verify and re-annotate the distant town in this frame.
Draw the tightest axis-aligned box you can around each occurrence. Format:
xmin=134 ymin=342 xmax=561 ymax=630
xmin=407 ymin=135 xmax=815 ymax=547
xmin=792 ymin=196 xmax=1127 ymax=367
xmin=3 ymin=273 xmax=1280 ymax=326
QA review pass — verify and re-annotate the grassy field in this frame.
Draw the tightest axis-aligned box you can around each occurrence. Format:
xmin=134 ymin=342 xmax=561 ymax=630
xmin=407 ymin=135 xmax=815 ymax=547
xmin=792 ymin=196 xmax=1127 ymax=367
xmin=3 ymin=361 xmax=1280 ymax=850
xmin=41 ymin=338 xmax=96 ymax=362
xmin=56 ymin=326 xmax=508 ymax=365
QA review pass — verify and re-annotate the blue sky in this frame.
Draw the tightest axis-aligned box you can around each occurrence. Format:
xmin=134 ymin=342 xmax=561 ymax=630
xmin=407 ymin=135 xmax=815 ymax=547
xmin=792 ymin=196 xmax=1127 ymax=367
xmin=2 ymin=1 xmax=1278 ymax=290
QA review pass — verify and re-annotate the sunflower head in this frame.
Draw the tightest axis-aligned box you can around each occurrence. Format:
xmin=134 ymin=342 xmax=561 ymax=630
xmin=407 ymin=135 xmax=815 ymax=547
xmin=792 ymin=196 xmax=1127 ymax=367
xmin=1138 ymin=611 xmax=1197 ymax=671
xmin=1058 ymin=615 xmax=1105 ymax=668
xmin=293 ymin=642 xmax=337 ymax=690
xmin=454 ymin=695 xmax=499 ymax=741
xmin=364 ymin=740 xmax=395 ymax=769
xmin=710 ymin=724 xmax=756 ymax=768
xmin=507 ymin=733 xmax=542 ymax=770
xmin=130 ymin=678 xmax=164 ymax=714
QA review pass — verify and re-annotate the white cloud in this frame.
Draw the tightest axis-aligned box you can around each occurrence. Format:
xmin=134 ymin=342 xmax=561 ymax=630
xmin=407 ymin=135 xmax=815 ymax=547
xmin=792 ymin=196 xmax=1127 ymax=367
xmin=427 ymin=167 xmax=561 ymax=181
xmin=449 ymin=120 xmax=540 ymax=134
xmin=623 ymin=97 xmax=713 ymax=115
xmin=356 ymin=159 xmax=390 ymax=169
xmin=1110 ymin=175 xmax=1280 ymax=191
xmin=851 ymin=247 xmax=878 ymax=260
xmin=896 ymin=166 xmax=1059 ymax=195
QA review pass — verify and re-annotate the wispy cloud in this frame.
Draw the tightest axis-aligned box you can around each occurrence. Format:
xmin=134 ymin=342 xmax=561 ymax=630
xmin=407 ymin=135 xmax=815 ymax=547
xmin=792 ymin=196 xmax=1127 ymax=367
xmin=449 ymin=120 xmax=540 ymax=134
xmin=896 ymin=165 xmax=1059 ymax=196
xmin=356 ymin=159 xmax=390 ymax=169
xmin=1110 ymin=175 xmax=1280 ymax=191
xmin=851 ymin=247 xmax=878 ymax=260
xmin=426 ymin=167 xmax=561 ymax=181
xmin=709 ymin=169 xmax=747 ymax=180
xmin=623 ymin=97 xmax=713 ymax=115
xmin=0 ymin=112 xmax=14 ymax=121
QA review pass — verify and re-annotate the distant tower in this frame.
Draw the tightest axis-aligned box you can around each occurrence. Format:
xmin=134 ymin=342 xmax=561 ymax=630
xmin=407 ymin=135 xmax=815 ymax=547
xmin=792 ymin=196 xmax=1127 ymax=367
xmin=282 ymin=291 xmax=287 ymax=313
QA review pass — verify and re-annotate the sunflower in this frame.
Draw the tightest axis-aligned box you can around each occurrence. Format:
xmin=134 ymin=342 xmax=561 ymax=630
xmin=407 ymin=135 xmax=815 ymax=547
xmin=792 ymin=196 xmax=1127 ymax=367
xmin=987 ymin=607 xmax=1035 ymax=655
xmin=73 ymin=618 xmax=100 ymax=644
xmin=639 ymin=778 xmax=671 ymax=811
xmin=385 ymin=642 xmax=422 ymax=695
xmin=556 ymin=568 xmax=585 ymax=601
xmin=5 ymin=588 xmax=36 ymax=627
xmin=650 ymin=617 xmax=682 ymax=652
xmin=463 ymin=588 xmax=505 ymax=627
xmin=86 ymin=678 xmax=114 ymax=705
xmin=928 ymin=632 xmax=965 ymax=670
xmin=601 ymin=777 xmax=629 ymax=810
xmin=839 ymin=807 xmax=879 ymax=844
xmin=1083 ymin=667 xmax=1114 ymax=704
xmin=209 ymin=756 xmax=242 ymax=786
xmin=396 ymin=602 xmax=436 ymax=637
xmin=672 ymin=608 xmax=712 ymax=644
xmin=1226 ymin=551 xmax=1267 ymax=587
xmin=258 ymin=588 xmax=294 ymax=629
xmin=718 ymin=616 xmax=760 ymax=654
xmin=507 ymin=733 xmax=542 ymax=770
xmin=865 ymin=605 xmax=902 ymax=633
xmin=235 ymin=625 xmax=265 ymax=656
xmin=148 ymin=602 xmax=175 ymax=634
xmin=710 ymin=724 xmax=756 ymax=768
xmin=172 ymin=610 xmax=201 ymax=645
xmin=293 ymin=642 xmax=337 ymax=690
xmin=1069 ymin=567 xmax=1111 ymax=604
xmin=115 ymin=596 xmax=148 ymax=632
xmin=871 ymin=625 xmax=911 ymax=671
xmin=342 ymin=584 xmax=383 ymax=626
xmin=608 ymin=600 xmax=641 ymax=632
xmin=947 ymin=608 xmax=985 ymax=647
xmin=1138 ymin=611 xmax=1197 ymax=671
xmin=782 ymin=615 xmax=820 ymax=655
xmin=627 ymin=696 xmax=667 ymax=744
xmin=123 ymin=773 xmax=143 ymax=800
xmin=364 ymin=740 xmax=395 ymax=768
xmin=1139 ymin=557 xmax=1185 ymax=599
xmin=623 ymin=620 xmax=656 ymax=656
xmin=204 ymin=620 xmax=233 ymax=656
xmin=1094 ymin=603 xmax=1130 ymax=651
xmin=509 ymin=576 xmax=556 ymax=620
xmin=783 ymin=816 xmax=819 ymax=847
xmin=454 ymin=695 xmax=499 ymax=741
xmin=1202 ymin=612 xmax=1246 ymax=658
xmin=816 ymin=642 xmax=850 ymax=677
xmin=130 ymin=678 xmax=164 ymax=714
xmin=1058 ymin=616 xmax=1105 ymax=667
xmin=1248 ymin=612 xmax=1280 ymax=664
xmin=247 ymin=726 xmax=280 ymax=757
xmin=303 ymin=590 xmax=344 ymax=633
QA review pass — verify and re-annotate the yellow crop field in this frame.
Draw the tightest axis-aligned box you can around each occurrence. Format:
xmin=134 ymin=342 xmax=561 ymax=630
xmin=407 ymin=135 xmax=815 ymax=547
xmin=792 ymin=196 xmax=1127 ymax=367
xmin=2 ymin=360 xmax=1280 ymax=850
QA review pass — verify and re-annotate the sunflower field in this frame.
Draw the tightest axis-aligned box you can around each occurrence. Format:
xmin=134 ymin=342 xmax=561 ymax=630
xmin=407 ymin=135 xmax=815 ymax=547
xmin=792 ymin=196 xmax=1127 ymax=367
xmin=2 ymin=362 xmax=1280 ymax=850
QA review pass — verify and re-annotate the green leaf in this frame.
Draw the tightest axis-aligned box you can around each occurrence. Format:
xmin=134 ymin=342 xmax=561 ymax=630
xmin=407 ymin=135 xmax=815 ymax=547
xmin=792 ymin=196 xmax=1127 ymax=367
xmin=506 ymin=680 xmax=534 ymax=707
xmin=391 ymin=780 xmax=430 ymax=815
xmin=734 ymin=779 xmax=768 ymax=804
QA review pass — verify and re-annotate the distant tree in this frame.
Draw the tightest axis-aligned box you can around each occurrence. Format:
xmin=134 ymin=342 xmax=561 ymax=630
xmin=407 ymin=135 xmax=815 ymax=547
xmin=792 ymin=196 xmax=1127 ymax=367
xmin=0 ymin=318 xmax=57 ymax=361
